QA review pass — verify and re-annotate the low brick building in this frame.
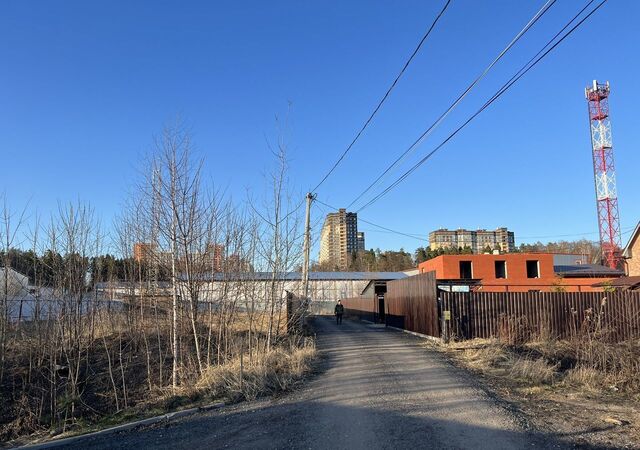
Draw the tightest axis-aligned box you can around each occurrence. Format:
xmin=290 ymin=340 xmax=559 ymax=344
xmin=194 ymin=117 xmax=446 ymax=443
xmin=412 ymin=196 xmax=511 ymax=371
xmin=623 ymin=222 xmax=640 ymax=276
xmin=418 ymin=253 xmax=623 ymax=292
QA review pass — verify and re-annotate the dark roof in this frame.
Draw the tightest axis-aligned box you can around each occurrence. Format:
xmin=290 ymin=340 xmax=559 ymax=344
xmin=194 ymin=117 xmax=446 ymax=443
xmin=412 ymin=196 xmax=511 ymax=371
xmin=436 ymin=278 xmax=481 ymax=284
xmin=95 ymin=281 xmax=172 ymax=289
xmin=97 ymin=272 xmax=408 ymax=288
xmin=359 ymin=278 xmax=402 ymax=295
xmin=184 ymin=271 xmax=409 ymax=282
xmin=592 ymin=276 xmax=640 ymax=289
xmin=554 ymin=264 xmax=624 ymax=278
xmin=308 ymin=271 xmax=407 ymax=281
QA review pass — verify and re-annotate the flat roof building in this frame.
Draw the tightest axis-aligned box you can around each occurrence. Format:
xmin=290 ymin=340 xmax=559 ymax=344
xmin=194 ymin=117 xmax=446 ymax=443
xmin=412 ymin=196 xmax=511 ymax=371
xmin=418 ymin=253 xmax=623 ymax=292
xmin=357 ymin=232 xmax=365 ymax=252
xmin=429 ymin=227 xmax=515 ymax=254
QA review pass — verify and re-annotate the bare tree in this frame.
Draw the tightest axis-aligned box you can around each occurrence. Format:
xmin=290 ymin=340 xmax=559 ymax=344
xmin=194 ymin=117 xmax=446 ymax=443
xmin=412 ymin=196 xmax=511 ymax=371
xmin=0 ymin=195 xmax=28 ymax=384
xmin=249 ymin=119 xmax=303 ymax=352
xmin=0 ymin=119 xmax=313 ymax=442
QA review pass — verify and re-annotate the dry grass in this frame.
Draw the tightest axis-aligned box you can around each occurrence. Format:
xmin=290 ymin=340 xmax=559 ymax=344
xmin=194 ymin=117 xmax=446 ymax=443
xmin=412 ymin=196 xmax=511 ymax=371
xmin=450 ymin=340 xmax=557 ymax=384
xmin=1 ymin=310 xmax=317 ymax=444
xmin=444 ymin=333 xmax=640 ymax=448
xmin=563 ymin=366 xmax=605 ymax=392
xmin=453 ymin=340 xmax=511 ymax=371
xmin=509 ymin=357 xmax=557 ymax=384
xmin=447 ymin=334 xmax=640 ymax=397
xmin=195 ymin=338 xmax=316 ymax=401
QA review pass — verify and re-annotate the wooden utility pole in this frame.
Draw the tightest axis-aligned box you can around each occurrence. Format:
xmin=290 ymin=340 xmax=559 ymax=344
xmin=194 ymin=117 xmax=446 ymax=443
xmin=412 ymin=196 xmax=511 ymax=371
xmin=301 ymin=192 xmax=315 ymax=300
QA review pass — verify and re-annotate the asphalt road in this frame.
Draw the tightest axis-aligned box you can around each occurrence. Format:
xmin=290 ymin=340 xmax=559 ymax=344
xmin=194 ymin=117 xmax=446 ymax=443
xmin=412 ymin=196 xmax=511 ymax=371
xmin=60 ymin=316 xmax=565 ymax=450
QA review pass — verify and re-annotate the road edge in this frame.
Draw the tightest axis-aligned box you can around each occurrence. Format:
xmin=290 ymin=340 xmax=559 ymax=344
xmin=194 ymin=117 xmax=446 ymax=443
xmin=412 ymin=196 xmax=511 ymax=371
xmin=385 ymin=325 xmax=442 ymax=343
xmin=380 ymin=321 xmax=557 ymax=446
xmin=18 ymin=402 xmax=226 ymax=449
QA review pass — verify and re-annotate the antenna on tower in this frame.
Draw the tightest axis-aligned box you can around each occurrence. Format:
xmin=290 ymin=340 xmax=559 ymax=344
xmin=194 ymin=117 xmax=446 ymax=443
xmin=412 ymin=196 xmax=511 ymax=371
xmin=585 ymin=80 xmax=622 ymax=269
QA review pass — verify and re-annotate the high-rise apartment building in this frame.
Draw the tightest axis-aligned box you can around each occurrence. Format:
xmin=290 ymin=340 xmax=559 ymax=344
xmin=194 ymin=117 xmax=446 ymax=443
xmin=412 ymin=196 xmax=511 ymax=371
xmin=205 ymin=243 xmax=225 ymax=272
xmin=429 ymin=227 xmax=515 ymax=254
xmin=133 ymin=242 xmax=156 ymax=263
xmin=494 ymin=227 xmax=516 ymax=253
xmin=319 ymin=209 xmax=358 ymax=269
xmin=357 ymin=232 xmax=366 ymax=252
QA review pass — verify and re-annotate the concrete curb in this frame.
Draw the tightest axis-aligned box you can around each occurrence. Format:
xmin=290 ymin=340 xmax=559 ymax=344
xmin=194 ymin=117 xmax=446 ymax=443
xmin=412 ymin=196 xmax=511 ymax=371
xmin=18 ymin=402 xmax=225 ymax=449
xmin=351 ymin=316 xmax=442 ymax=343
xmin=385 ymin=325 xmax=443 ymax=344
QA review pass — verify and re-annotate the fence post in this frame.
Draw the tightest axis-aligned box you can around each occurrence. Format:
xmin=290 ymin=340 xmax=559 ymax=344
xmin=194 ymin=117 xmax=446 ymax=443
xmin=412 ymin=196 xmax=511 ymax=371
xmin=439 ymin=294 xmax=449 ymax=343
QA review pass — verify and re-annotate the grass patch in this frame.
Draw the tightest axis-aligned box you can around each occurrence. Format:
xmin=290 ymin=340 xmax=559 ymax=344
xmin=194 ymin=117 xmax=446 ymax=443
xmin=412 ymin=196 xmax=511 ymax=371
xmin=447 ymin=336 xmax=640 ymax=396
xmin=4 ymin=335 xmax=317 ymax=447
xmin=195 ymin=340 xmax=316 ymax=402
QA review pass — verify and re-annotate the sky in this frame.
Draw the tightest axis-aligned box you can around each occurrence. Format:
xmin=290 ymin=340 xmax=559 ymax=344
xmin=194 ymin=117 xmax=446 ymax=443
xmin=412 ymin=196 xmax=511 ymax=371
xmin=1 ymin=0 xmax=639 ymax=258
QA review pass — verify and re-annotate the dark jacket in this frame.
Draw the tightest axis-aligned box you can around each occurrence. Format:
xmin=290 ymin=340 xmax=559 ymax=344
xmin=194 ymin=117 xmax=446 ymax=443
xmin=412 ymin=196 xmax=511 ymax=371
xmin=335 ymin=303 xmax=344 ymax=315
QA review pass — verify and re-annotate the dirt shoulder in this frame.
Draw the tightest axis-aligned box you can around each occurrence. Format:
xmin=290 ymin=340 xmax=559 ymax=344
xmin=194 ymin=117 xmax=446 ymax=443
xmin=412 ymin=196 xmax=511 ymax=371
xmin=4 ymin=335 xmax=317 ymax=449
xmin=429 ymin=339 xmax=640 ymax=449
xmin=27 ymin=317 xmax=561 ymax=450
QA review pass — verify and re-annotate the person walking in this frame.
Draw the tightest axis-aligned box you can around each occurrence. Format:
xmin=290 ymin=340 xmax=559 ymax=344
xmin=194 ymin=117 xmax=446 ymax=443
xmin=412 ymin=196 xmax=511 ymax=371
xmin=334 ymin=300 xmax=344 ymax=325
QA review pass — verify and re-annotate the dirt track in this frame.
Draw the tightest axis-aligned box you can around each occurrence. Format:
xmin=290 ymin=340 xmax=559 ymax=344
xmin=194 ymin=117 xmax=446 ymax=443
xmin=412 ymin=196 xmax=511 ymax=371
xmin=58 ymin=317 xmax=570 ymax=449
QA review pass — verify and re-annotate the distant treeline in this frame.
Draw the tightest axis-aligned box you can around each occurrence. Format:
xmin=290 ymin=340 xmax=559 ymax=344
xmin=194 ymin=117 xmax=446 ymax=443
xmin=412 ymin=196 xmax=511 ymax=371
xmin=4 ymin=238 xmax=600 ymax=284
xmin=309 ymin=238 xmax=600 ymax=272
xmin=413 ymin=238 xmax=600 ymax=265
xmin=0 ymin=249 xmax=170 ymax=285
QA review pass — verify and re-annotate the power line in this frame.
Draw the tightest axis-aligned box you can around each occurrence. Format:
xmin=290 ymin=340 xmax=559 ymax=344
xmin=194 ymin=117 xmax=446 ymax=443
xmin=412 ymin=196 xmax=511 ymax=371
xmin=519 ymin=226 xmax=635 ymax=240
xmin=355 ymin=0 xmax=608 ymax=213
xmin=359 ymin=225 xmax=635 ymax=241
xmin=317 ymin=197 xmax=632 ymax=247
xmin=315 ymin=198 xmax=428 ymax=242
xmin=311 ymin=0 xmax=452 ymax=193
xmin=359 ymin=227 xmax=424 ymax=236
xmin=347 ymin=0 xmax=557 ymax=209
xmin=359 ymin=217 xmax=428 ymax=242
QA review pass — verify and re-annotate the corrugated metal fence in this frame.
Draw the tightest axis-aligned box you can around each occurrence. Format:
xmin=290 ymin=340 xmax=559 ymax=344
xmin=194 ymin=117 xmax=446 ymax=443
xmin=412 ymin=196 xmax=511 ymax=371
xmin=342 ymin=272 xmax=439 ymax=336
xmin=441 ymin=291 xmax=640 ymax=341
xmin=341 ymin=296 xmax=377 ymax=323
xmin=343 ymin=271 xmax=640 ymax=342
xmin=385 ymin=272 xmax=438 ymax=336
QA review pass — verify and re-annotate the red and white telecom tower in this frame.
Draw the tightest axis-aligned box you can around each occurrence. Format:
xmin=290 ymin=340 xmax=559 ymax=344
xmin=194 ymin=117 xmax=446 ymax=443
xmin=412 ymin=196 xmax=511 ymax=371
xmin=585 ymin=80 xmax=622 ymax=269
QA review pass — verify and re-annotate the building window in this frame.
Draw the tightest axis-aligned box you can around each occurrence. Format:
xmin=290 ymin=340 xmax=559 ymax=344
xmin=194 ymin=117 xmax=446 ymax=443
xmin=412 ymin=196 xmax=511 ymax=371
xmin=526 ymin=260 xmax=540 ymax=278
xmin=495 ymin=261 xmax=507 ymax=279
xmin=459 ymin=261 xmax=473 ymax=279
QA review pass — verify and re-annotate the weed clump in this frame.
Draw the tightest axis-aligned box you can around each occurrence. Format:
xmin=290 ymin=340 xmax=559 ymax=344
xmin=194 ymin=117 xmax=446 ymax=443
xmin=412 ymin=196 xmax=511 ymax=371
xmin=196 ymin=339 xmax=316 ymax=402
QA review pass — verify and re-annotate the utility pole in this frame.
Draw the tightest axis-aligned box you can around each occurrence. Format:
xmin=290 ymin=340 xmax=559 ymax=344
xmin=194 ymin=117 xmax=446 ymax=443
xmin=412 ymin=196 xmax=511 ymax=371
xmin=301 ymin=192 xmax=315 ymax=300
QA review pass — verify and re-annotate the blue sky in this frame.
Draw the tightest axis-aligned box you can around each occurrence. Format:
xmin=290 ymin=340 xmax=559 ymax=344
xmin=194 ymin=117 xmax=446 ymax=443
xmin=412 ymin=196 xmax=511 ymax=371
xmin=1 ymin=0 xmax=638 ymax=256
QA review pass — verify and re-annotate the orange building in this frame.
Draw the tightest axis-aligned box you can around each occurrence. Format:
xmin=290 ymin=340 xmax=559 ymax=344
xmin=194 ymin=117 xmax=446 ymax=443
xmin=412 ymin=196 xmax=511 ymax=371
xmin=133 ymin=243 xmax=156 ymax=263
xmin=418 ymin=253 xmax=623 ymax=292
xmin=205 ymin=243 xmax=225 ymax=272
xmin=623 ymin=221 xmax=640 ymax=276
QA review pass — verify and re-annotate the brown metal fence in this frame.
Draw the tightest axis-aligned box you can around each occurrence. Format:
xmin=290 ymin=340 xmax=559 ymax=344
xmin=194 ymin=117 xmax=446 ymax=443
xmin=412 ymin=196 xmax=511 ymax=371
xmin=441 ymin=290 xmax=640 ymax=341
xmin=342 ymin=272 xmax=439 ymax=336
xmin=385 ymin=272 xmax=438 ymax=336
xmin=343 ymin=272 xmax=640 ymax=342
xmin=341 ymin=295 xmax=377 ymax=323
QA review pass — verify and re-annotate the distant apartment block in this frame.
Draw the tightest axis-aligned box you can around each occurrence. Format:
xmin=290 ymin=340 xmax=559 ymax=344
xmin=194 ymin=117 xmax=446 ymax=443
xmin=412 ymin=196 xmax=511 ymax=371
xmin=205 ymin=243 xmax=225 ymax=272
xmin=133 ymin=242 xmax=225 ymax=271
xmin=429 ymin=227 xmax=515 ymax=254
xmin=357 ymin=232 xmax=366 ymax=252
xmin=319 ymin=209 xmax=359 ymax=269
xmin=133 ymin=242 xmax=156 ymax=263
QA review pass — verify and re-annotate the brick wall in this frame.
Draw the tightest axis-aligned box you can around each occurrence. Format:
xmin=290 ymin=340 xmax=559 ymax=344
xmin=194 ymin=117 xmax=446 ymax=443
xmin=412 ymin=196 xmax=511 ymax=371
xmin=628 ymin=235 xmax=640 ymax=276
xmin=418 ymin=253 xmax=616 ymax=292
